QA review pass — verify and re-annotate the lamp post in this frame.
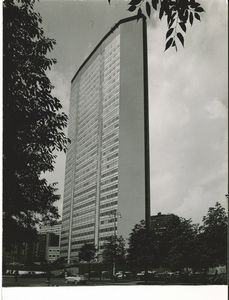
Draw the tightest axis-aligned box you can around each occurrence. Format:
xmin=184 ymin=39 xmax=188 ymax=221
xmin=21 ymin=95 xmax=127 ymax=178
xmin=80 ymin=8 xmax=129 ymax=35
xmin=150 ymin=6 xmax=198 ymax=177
xmin=108 ymin=209 xmax=121 ymax=278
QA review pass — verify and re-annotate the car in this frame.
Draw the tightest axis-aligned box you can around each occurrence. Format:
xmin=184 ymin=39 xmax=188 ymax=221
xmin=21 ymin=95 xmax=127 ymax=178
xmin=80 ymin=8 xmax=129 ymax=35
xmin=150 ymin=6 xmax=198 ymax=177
xmin=136 ymin=271 xmax=145 ymax=277
xmin=115 ymin=271 xmax=126 ymax=279
xmin=65 ymin=274 xmax=86 ymax=285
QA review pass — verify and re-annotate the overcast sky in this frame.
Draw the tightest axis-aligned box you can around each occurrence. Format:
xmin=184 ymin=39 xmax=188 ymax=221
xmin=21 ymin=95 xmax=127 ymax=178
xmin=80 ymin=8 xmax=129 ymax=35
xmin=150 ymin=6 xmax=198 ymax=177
xmin=36 ymin=0 xmax=228 ymax=224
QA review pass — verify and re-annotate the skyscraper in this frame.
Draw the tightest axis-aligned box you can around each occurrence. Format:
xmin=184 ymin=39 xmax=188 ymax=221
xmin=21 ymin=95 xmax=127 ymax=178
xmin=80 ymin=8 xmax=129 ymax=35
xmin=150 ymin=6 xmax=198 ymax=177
xmin=60 ymin=15 xmax=150 ymax=263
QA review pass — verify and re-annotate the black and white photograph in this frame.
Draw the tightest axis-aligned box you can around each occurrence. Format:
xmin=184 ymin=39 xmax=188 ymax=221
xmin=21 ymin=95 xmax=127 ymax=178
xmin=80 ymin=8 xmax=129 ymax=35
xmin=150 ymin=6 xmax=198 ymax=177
xmin=2 ymin=0 xmax=228 ymax=299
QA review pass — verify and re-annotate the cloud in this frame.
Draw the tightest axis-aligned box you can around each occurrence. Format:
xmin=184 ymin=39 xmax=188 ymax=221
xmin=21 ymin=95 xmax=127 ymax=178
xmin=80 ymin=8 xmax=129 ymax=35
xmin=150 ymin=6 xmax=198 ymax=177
xmin=46 ymin=69 xmax=71 ymax=114
xmin=41 ymin=0 xmax=227 ymax=222
xmin=148 ymin=0 xmax=228 ymax=222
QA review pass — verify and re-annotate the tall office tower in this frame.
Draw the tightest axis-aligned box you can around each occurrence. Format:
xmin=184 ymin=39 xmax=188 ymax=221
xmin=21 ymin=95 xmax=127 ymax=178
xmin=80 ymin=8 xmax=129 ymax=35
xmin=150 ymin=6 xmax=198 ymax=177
xmin=60 ymin=15 xmax=150 ymax=263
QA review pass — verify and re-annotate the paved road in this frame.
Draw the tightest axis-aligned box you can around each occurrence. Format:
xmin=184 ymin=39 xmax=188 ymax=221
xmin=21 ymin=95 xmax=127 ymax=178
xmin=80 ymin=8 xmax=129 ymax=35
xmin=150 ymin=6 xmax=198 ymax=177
xmin=3 ymin=276 xmax=141 ymax=287
xmin=4 ymin=276 xmax=212 ymax=287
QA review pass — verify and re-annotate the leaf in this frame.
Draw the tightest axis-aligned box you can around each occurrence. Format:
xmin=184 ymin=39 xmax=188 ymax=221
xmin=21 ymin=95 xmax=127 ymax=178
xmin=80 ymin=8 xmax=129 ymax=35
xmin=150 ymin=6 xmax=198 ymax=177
xmin=172 ymin=40 xmax=177 ymax=51
xmin=129 ymin=0 xmax=142 ymax=5
xmin=184 ymin=9 xmax=189 ymax=22
xmin=137 ymin=7 xmax=142 ymax=21
xmin=194 ymin=13 xmax=201 ymax=21
xmin=146 ymin=1 xmax=151 ymax=17
xmin=128 ymin=5 xmax=137 ymax=12
xmin=159 ymin=6 xmax=164 ymax=20
xmin=190 ymin=2 xmax=201 ymax=8
xmin=179 ymin=22 xmax=186 ymax=33
xmin=151 ymin=0 xmax=158 ymax=10
xmin=164 ymin=37 xmax=173 ymax=51
xmin=189 ymin=12 xmax=193 ymax=25
xmin=169 ymin=17 xmax=175 ymax=28
xmin=195 ymin=7 xmax=204 ymax=13
xmin=137 ymin=8 xmax=143 ymax=22
xmin=177 ymin=32 xmax=184 ymax=47
xmin=166 ymin=28 xmax=173 ymax=40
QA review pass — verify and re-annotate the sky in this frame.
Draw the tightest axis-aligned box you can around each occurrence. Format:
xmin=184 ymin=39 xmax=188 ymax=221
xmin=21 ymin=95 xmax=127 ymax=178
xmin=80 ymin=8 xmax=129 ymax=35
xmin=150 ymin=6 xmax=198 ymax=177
xmin=36 ymin=0 xmax=228 ymax=224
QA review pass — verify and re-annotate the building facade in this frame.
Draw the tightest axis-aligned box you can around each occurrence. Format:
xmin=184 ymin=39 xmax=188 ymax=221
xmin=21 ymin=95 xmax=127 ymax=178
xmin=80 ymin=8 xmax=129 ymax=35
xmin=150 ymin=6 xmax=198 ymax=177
xmin=60 ymin=16 xmax=150 ymax=263
xmin=36 ymin=222 xmax=61 ymax=263
xmin=150 ymin=213 xmax=180 ymax=235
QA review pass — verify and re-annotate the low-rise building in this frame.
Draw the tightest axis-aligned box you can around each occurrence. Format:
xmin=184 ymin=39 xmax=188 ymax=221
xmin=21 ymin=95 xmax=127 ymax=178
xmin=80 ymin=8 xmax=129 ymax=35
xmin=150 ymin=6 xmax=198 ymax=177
xmin=150 ymin=213 xmax=180 ymax=235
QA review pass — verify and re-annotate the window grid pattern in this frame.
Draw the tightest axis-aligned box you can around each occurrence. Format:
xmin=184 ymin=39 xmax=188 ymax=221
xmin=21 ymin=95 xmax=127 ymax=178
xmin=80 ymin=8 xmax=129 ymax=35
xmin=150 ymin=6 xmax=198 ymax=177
xmin=60 ymin=34 xmax=120 ymax=259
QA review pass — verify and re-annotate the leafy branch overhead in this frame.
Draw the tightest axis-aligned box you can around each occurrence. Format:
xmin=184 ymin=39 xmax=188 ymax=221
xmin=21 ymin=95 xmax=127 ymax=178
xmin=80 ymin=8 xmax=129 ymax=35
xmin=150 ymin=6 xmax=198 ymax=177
xmin=108 ymin=0 xmax=205 ymax=51
xmin=3 ymin=0 xmax=69 ymax=246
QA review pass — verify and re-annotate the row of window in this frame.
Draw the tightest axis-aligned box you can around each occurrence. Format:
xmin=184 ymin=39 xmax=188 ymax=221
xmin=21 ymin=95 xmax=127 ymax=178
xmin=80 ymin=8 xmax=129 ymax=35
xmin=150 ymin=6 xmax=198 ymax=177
xmin=74 ymin=199 xmax=96 ymax=211
xmin=102 ymin=145 xmax=119 ymax=157
xmin=102 ymin=160 xmax=119 ymax=171
xmin=72 ymin=214 xmax=95 ymax=224
xmin=73 ymin=208 xmax=95 ymax=218
xmin=101 ymin=176 xmax=118 ymax=187
xmin=71 ymin=238 xmax=94 ymax=246
xmin=103 ymin=100 xmax=119 ymax=116
xmin=74 ymin=192 xmax=95 ymax=204
xmin=102 ymin=131 xmax=118 ymax=143
xmin=75 ymin=185 xmax=96 ymax=197
xmin=102 ymin=105 xmax=119 ymax=121
xmin=101 ymin=168 xmax=118 ymax=178
xmin=100 ymin=184 xmax=118 ymax=194
xmin=100 ymin=201 xmax=118 ymax=210
xmin=72 ymin=230 xmax=94 ymax=239
xmin=99 ymin=226 xmax=117 ymax=233
xmin=100 ymin=209 xmax=116 ymax=217
xmin=102 ymin=152 xmax=119 ymax=163
xmin=75 ymin=159 xmax=97 ymax=178
xmin=78 ymin=100 xmax=99 ymax=124
xmin=72 ymin=222 xmax=95 ymax=232
xmin=100 ymin=192 xmax=118 ymax=202
xmin=100 ymin=217 xmax=117 ymax=225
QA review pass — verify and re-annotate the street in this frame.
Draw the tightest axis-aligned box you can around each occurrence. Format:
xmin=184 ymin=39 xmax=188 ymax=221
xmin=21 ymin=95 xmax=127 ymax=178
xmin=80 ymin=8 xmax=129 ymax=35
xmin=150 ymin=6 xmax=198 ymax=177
xmin=2 ymin=276 xmax=141 ymax=287
xmin=3 ymin=275 xmax=207 ymax=287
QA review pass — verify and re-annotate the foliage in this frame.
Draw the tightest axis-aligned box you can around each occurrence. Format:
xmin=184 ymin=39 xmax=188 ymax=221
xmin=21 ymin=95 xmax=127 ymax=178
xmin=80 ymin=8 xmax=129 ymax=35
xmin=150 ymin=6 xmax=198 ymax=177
xmin=197 ymin=202 xmax=228 ymax=267
xmin=108 ymin=0 xmax=205 ymax=51
xmin=127 ymin=203 xmax=227 ymax=272
xmin=78 ymin=243 xmax=97 ymax=263
xmin=3 ymin=0 xmax=69 ymax=247
xmin=102 ymin=236 xmax=126 ymax=269
xmin=127 ymin=220 xmax=158 ymax=272
xmin=79 ymin=243 xmax=96 ymax=280
xmin=163 ymin=218 xmax=198 ymax=270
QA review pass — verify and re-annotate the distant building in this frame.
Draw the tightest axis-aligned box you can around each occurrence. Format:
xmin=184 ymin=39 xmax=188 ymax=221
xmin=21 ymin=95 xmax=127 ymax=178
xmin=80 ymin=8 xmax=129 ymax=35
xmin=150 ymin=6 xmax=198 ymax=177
xmin=39 ymin=223 xmax=62 ymax=235
xmin=150 ymin=213 xmax=180 ymax=235
xmin=36 ymin=223 xmax=61 ymax=263
xmin=3 ymin=223 xmax=62 ymax=265
xmin=60 ymin=15 xmax=150 ymax=263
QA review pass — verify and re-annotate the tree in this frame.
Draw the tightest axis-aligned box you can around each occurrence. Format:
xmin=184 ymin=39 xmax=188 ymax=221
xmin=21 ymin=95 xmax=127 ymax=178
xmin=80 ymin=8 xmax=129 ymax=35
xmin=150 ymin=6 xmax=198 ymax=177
xmin=127 ymin=217 xmax=198 ymax=273
xmin=3 ymin=0 xmax=69 ymax=248
xmin=78 ymin=243 xmax=96 ymax=280
xmin=102 ymin=236 xmax=126 ymax=277
xmin=127 ymin=220 xmax=159 ymax=276
xmin=163 ymin=218 xmax=198 ymax=271
xmin=108 ymin=0 xmax=205 ymax=51
xmin=197 ymin=202 xmax=228 ymax=268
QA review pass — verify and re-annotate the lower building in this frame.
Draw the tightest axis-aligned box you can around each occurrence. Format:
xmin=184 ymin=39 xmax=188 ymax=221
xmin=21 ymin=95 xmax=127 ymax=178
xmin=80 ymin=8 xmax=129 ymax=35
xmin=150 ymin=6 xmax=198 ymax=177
xmin=150 ymin=213 xmax=180 ymax=235
xmin=35 ymin=223 xmax=61 ymax=263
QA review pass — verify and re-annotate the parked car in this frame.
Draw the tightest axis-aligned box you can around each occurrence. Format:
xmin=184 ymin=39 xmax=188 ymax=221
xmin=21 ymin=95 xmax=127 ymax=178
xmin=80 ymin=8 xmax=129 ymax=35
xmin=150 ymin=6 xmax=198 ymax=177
xmin=115 ymin=271 xmax=126 ymax=279
xmin=136 ymin=271 xmax=145 ymax=279
xmin=65 ymin=274 xmax=86 ymax=285
xmin=136 ymin=270 xmax=156 ymax=280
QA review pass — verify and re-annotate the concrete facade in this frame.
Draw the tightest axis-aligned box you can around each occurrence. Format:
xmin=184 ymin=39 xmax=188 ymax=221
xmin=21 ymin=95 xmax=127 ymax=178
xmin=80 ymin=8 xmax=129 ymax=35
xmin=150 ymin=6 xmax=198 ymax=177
xmin=60 ymin=16 xmax=150 ymax=263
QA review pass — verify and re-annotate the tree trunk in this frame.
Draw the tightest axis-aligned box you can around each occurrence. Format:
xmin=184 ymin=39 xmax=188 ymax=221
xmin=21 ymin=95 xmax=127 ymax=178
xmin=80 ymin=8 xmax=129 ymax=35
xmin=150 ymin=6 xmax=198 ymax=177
xmin=88 ymin=262 xmax=91 ymax=280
